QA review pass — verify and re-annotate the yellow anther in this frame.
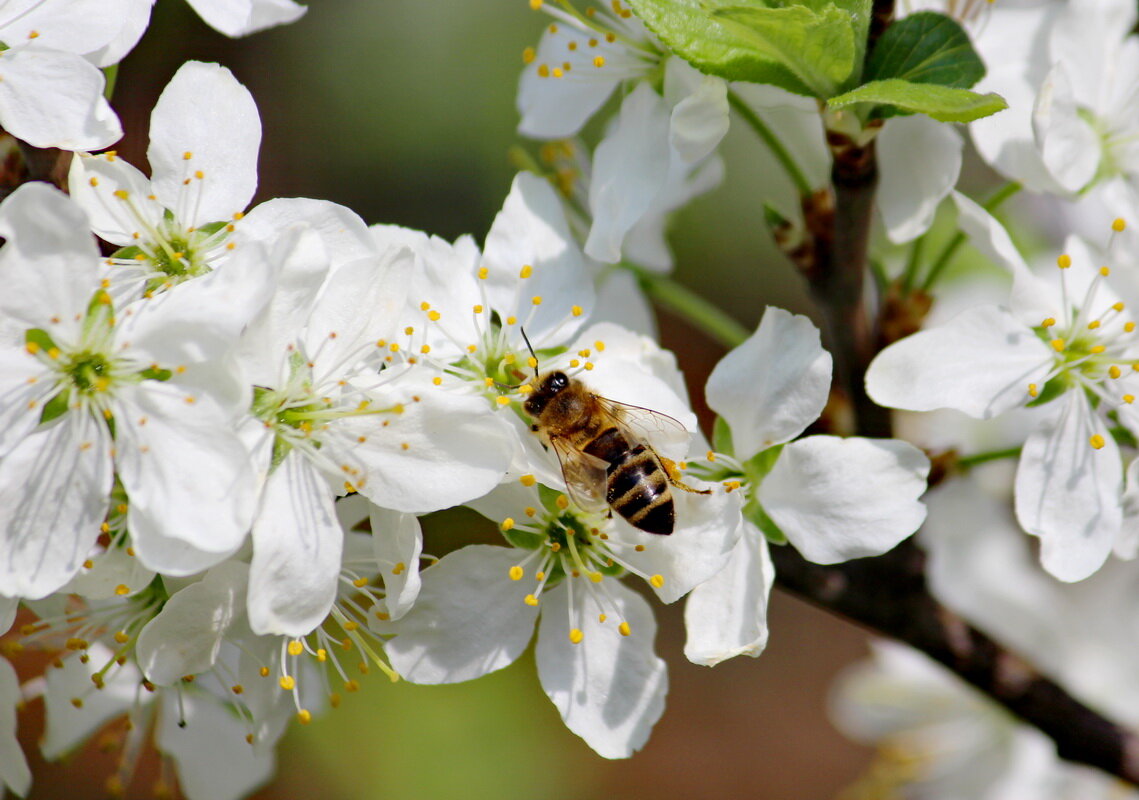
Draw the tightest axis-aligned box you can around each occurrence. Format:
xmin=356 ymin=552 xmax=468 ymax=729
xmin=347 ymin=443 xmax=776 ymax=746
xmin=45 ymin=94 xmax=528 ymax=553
xmin=527 ymin=356 xmax=538 ymax=369
xmin=1101 ymin=266 xmax=1111 ymax=277
xmin=88 ymin=176 xmax=99 ymax=187
xmin=538 ymin=63 xmax=551 ymax=78
xmin=519 ymin=383 xmax=534 ymax=394
xmin=634 ymin=544 xmax=645 ymax=552
xmin=536 ymin=571 xmax=546 ymax=580
xmin=114 ymin=584 xmax=130 ymax=596
xmin=1090 ymin=434 xmax=1106 ymax=450
xmin=1089 ymin=320 xmax=1101 ymax=330
xmin=193 ymin=170 xmax=204 ymax=179
xmin=428 ymin=310 xmax=441 ymax=321
xmin=568 ymin=628 xmax=584 ymax=644
xmin=496 ymin=395 xmax=511 ymax=406
xmin=182 ymin=151 xmax=193 ymax=160
xmin=598 ymin=614 xmax=607 ymax=623
xmin=532 ymin=295 xmax=543 ymax=306
xmin=502 ymin=517 xmax=516 ymax=531
xmin=279 ymin=676 xmax=296 ymax=690
xmin=530 ymin=0 xmax=543 ymax=7
xmin=393 ymin=562 xmax=406 ymax=575
xmin=1028 ymin=383 xmax=1039 ymax=398
xmin=520 ymin=264 xmax=533 ymax=279
xmin=595 ymin=340 xmax=606 ymax=351
xmin=649 ymin=574 xmax=665 ymax=588
xmin=343 ymin=620 xmax=359 ymax=632
xmin=287 ymin=640 xmax=304 ymax=656
xmin=1126 ymin=394 xmax=1136 ymax=404
xmin=524 ymin=594 xmax=539 ymax=606
xmin=584 ymin=362 xmax=594 ymax=371
xmin=259 ymin=667 xmax=271 ymax=678
xmin=1128 ymin=322 xmax=1137 ymax=333
xmin=522 ymin=46 xmax=536 ymax=64
xmin=1114 ymin=302 xmax=1125 ymax=312
xmin=352 ymin=577 xmax=369 ymax=588
xmin=296 ymin=709 xmax=312 ymax=724
xmin=590 ymin=572 xmax=603 ymax=583
xmin=1114 ymin=217 xmax=1127 ymax=232
xmin=593 ymin=55 xmax=606 ymax=67
xmin=524 ymin=506 xmax=536 ymax=517
xmin=113 ymin=189 xmax=129 ymax=200
xmin=549 ymin=23 xmax=558 ymax=33
xmin=473 ymin=304 xmax=484 ymax=314
xmin=1111 ymin=366 xmax=1123 ymax=379
xmin=113 ymin=631 xmax=129 ymax=644
xmin=25 ymin=341 xmax=39 ymax=355
xmin=556 ymin=494 xmax=569 ymax=510
xmin=389 ymin=342 xmax=400 ymax=352
xmin=619 ymin=622 xmax=631 ymax=636
xmin=1090 ymin=345 xmax=1106 ymax=354
xmin=509 ymin=565 xmax=524 ymax=580
xmin=232 ymin=684 xmax=244 ymax=694
xmin=478 ymin=267 xmax=489 ymax=279
xmin=1058 ymin=254 xmax=1072 ymax=268
xmin=520 ymin=474 xmax=536 ymax=486
xmin=569 ymin=359 xmax=580 ymax=368
xmin=404 ymin=326 xmax=415 ymax=335
xmin=432 ymin=375 xmax=443 ymax=387
xmin=571 ymin=305 xmax=583 ymax=316
xmin=345 ymin=679 xmax=360 ymax=692
xmin=506 ymin=315 xmax=517 ymax=325
xmin=1051 ymin=338 xmax=1065 ymax=352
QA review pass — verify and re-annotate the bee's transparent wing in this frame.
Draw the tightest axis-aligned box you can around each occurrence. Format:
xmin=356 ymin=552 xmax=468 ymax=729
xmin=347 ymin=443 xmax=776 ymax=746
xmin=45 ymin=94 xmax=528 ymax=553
xmin=595 ymin=396 xmax=691 ymax=459
xmin=550 ymin=435 xmax=610 ymax=513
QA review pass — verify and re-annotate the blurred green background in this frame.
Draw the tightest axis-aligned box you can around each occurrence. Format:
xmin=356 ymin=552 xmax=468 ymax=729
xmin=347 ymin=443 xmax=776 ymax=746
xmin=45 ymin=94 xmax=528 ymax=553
xmin=23 ymin=1 xmax=875 ymax=798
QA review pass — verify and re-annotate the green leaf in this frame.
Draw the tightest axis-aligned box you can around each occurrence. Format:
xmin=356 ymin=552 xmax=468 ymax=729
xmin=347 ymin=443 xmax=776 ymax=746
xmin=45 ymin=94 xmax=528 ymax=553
xmin=625 ymin=0 xmax=817 ymax=96
xmin=865 ymin=12 xmax=985 ymax=88
xmin=712 ymin=4 xmax=857 ymax=97
xmin=826 ymin=78 xmax=1007 ymax=122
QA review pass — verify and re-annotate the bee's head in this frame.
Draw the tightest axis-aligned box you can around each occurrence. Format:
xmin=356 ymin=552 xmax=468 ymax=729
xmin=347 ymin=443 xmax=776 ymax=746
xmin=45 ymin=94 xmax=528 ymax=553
xmin=524 ymin=371 xmax=570 ymax=417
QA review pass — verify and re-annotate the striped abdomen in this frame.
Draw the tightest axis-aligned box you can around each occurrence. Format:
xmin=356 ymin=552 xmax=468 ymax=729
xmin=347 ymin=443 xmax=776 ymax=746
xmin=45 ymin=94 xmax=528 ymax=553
xmin=602 ymin=442 xmax=674 ymax=536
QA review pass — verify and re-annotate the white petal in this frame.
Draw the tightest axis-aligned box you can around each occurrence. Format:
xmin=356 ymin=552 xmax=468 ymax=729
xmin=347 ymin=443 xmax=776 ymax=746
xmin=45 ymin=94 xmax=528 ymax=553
xmin=1118 ymin=457 xmax=1139 ymax=560
xmin=865 ymin=305 xmax=1051 ymax=419
xmin=185 ymin=0 xmax=306 ymax=37
xmin=63 ymin=542 xmax=155 ymax=599
xmin=1033 ymin=65 xmax=1100 ymax=193
xmin=0 ymin=45 xmax=121 ymax=149
xmin=248 ymin=454 xmax=343 ymax=636
xmin=1015 ymin=391 xmax=1122 ymax=581
xmin=585 ymin=84 xmax=671 ymax=263
xmin=0 ymin=348 xmax=53 ymax=458
xmin=481 ymin=172 xmax=593 ymax=346
xmin=667 ymin=66 xmax=729 ymax=163
xmin=136 ymin=561 xmax=248 ymax=686
xmin=877 ymin=115 xmax=962 ymax=243
xmin=0 ymin=598 xmax=15 ymax=635
xmin=0 ymin=659 xmax=30 ymax=798
xmin=516 ymin=25 xmax=623 ymax=138
xmin=42 ymin=645 xmax=142 ymax=759
xmin=0 ymin=414 xmax=112 ymax=599
xmin=115 ymin=385 xmax=256 ymax=566
xmin=588 ymin=264 xmax=658 ymax=338
xmin=346 ymin=376 xmax=513 ymax=513
xmin=385 ymin=546 xmax=539 ymax=684
xmin=148 ymin=61 xmax=260 ymax=227
xmin=535 ymin=581 xmax=667 ymax=758
xmin=761 ymin=436 xmax=929 ymax=563
xmin=369 ymin=506 xmax=423 ymax=620
xmin=616 ymin=481 xmax=744 ymax=604
xmin=157 ymin=693 xmax=276 ymax=800
xmin=706 ymin=306 xmax=831 ymax=459
xmin=683 ymin=524 xmax=774 ymax=666
xmin=951 ymin=191 xmax=1055 ymax=323
xmin=0 ymin=182 xmax=101 ymax=332
xmin=241 ymin=197 xmax=373 ymax=269
xmin=67 ymin=152 xmax=164 ymax=247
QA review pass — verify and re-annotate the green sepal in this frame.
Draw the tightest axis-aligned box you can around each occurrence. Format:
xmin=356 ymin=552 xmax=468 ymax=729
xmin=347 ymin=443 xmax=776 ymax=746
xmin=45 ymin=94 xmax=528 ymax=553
xmin=138 ymin=366 xmax=173 ymax=382
xmin=269 ymin=436 xmax=293 ymax=471
xmin=39 ymin=389 xmax=71 ymax=425
xmin=743 ymin=442 xmax=783 ymax=484
xmin=826 ymin=78 xmax=1007 ymax=122
xmin=1026 ymin=376 xmax=1066 ymax=408
xmin=196 ymin=221 xmax=228 ymax=236
xmin=865 ymin=12 xmax=985 ymax=89
xmin=710 ymin=3 xmax=857 ymax=97
xmin=25 ymin=328 xmax=58 ymax=353
xmin=1108 ymin=423 xmax=1138 ymax=450
xmin=111 ymin=245 xmax=145 ymax=261
xmin=711 ymin=415 xmax=735 ymax=457
xmin=744 ymin=499 xmax=787 ymax=543
xmin=625 ymin=0 xmax=816 ymax=96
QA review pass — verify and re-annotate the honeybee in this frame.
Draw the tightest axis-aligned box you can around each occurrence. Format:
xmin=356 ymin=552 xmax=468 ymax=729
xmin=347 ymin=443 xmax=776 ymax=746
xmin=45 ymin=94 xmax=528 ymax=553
xmin=523 ymin=370 xmax=710 ymax=535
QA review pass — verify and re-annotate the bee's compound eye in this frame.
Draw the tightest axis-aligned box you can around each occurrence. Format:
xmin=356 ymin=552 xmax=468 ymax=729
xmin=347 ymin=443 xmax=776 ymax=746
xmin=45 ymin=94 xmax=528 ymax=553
xmin=550 ymin=372 xmax=569 ymax=391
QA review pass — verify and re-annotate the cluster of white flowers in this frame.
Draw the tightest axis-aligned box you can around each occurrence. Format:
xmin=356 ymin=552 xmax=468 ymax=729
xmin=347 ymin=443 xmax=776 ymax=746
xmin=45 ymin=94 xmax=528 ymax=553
xmin=7 ymin=0 xmax=1139 ymax=796
xmin=0 ymin=2 xmax=941 ymax=797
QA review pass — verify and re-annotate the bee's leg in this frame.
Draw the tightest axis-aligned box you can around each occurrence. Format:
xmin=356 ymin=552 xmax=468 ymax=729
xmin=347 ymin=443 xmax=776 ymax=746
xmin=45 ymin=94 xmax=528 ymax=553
xmin=660 ymin=456 xmax=712 ymax=495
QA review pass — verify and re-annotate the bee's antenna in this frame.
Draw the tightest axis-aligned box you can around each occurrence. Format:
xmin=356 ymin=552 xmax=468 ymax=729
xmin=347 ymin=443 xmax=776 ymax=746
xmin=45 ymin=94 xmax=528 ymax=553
xmin=520 ymin=326 xmax=540 ymax=379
